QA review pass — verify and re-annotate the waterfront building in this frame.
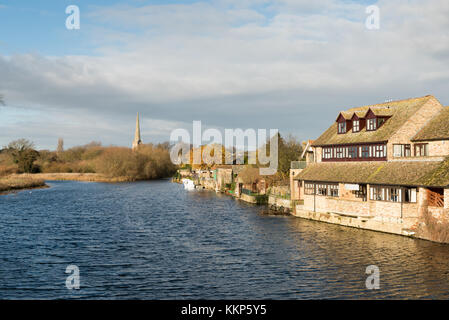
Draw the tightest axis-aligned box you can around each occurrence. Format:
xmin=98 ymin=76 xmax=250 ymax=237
xmin=291 ymin=95 xmax=449 ymax=240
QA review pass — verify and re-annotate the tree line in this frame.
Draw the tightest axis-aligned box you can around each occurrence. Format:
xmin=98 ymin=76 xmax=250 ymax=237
xmin=0 ymin=139 xmax=177 ymax=180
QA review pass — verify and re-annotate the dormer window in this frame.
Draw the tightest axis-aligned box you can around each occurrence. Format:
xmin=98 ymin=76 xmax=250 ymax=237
xmin=367 ymin=118 xmax=377 ymax=131
xmin=338 ymin=121 xmax=346 ymax=134
xmin=353 ymin=120 xmax=360 ymax=132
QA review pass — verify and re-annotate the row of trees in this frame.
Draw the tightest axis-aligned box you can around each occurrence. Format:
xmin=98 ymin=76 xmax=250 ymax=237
xmin=0 ymin=139 xmax=177 ymax=180
xmin=1 ymin=132 xmax=304 ymax=181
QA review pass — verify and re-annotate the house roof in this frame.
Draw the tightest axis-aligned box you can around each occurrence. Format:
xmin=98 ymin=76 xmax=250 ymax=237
xmin=231 ymin=165 xmax=247 ymax=175
xmin=412 ymin=107 xmax=449 ymax=141
xmin=337 ymin=111 xmax=354 ymax=121
xmin=236 ymin=167 xmax=262 ymax=184
xmin=294 ymin=159 xmax=449 ymax=187
xmin=312 ymin=95 xmax=435 ymax=147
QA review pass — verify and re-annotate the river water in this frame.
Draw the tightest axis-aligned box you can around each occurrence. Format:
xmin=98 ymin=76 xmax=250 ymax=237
xmin=1 ymin=180 xmax=449 ymax=299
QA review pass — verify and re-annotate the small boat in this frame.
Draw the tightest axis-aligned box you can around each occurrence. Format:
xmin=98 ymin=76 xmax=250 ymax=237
xmin=182 ymin=179 xmax=196 ymax=190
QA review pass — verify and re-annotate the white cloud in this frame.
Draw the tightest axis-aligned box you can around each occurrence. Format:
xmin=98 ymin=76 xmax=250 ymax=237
xmin=1 ymin=0 xmax=449 ymax=149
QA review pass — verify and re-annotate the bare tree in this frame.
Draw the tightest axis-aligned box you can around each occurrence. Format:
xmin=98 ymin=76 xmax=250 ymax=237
xmin=7 ymin=139 xmax=39 ymax=173
xmin=7 ymin=139 xmax=34 ymax=152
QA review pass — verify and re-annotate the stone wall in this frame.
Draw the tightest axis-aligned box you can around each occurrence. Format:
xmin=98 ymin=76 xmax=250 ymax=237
xmin=290 ymin=169 xmax=303 ymax=200
xmin=425 ymin=140 xmax=449 ymax=157
xmin=314 ymin=147 xmax=322 ymax=163
xmin=387 ymin=97 xmax=443 ymax=160
xmin=268 ymin=195 xmax=292 ymax=212
xmin=201 ymin=179 xmax=216 ymax=190
xmin=299 ymin=185 xmax=439 ymax=233
xmin=270 ymin=185 xmax=290 ymax=196
xmin=293 ymin=208 xmax=406 ymax=236
xmin=240 ymin=193 xmax=257 ymax=204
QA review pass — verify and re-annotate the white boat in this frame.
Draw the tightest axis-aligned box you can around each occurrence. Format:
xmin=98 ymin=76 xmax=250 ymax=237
xmin=182 ymin=178 xmax=196 ymax=190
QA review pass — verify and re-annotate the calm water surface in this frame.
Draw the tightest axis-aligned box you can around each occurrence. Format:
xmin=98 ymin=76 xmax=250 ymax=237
xmin=1 ymin=180 xmax=449 ymax=299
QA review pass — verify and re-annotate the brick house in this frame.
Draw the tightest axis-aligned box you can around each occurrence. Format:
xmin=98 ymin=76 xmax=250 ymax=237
xmin=292 ymin=95 xmax=449 ymax=240
xmin=235 ymin=167 xmax=267 ymax=199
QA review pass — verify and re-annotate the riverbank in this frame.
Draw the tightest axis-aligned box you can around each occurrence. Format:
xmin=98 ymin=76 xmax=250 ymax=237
xmin=0 ymin=173 xmax=135 ymax=195
xmin=0 ymin=175 xmax=48 ymax=194
xmin=19 ymin=173 xmax=132 ymax=183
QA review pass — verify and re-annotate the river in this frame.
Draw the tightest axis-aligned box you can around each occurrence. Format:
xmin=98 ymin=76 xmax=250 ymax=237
xmin=1 ymin=180 xmax=448 ymax=299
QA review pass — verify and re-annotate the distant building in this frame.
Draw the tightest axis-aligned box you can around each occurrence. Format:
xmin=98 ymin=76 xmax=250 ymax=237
xmin=132 ymin=113 xmax=142 ymax=150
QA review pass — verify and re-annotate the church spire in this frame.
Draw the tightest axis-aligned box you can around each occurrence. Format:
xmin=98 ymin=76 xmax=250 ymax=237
xmin=132 ymin=112 xmax=142 ymax=150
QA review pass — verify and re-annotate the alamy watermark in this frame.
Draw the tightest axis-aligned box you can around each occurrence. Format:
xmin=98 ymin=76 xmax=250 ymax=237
xmin=169 ymin=121 xmax=278 ymax=175
xmin=66 ymin=5 xmax=80 ymax=30
xmin=365 ymin=265 xmax=380 ymax=290
xmin=365 ymin=5 xmax=380 ymax=30
xmin=65 ymin=264 xmax=80 ymax=290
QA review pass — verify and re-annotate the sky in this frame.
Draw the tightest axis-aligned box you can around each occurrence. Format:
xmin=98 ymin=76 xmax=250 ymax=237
xmin=0 ymin=0 xmax=448 ymax=150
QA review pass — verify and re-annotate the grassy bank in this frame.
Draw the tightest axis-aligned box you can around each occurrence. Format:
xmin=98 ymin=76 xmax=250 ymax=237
xmin=0 ymin=175 xmax=47 ymax=194
xmin=18 ymin=173 xmax=132 ymax=183
xmin=0 ymin=171 xmax=164 ymax=195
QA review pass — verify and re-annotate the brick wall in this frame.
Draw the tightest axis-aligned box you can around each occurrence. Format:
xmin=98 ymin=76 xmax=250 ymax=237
xmin=425 ymin=140 xmax=449 ymax=157
xmin=290 ymin=169 xmax=303 ymax=200
xmin=303 ymin=194 xmax=370 ymax=216
xmin=387 ymin=97 xmax=443 ymax=159
xmin=314 ymin=147 xmax=322 ymax=162
xmin=302 ymin=185 xmax=423 ymax=221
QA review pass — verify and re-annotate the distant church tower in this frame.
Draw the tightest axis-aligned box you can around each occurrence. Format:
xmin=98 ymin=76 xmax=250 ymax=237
xmin=132 ymin=112 xmax=142 ymax=150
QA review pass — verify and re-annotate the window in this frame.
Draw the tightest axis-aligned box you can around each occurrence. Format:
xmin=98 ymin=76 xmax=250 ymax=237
xmin=388 ymin=188 xmax=401 ymax=202
xmin=348 ymin=146 xmax=358 ymax=158
xmin=404 ymin=188 xmax=417 ymax=203
xmin=353 ymin=120 xmax=360 ymax=132
xmin=308 ymin=183 xmax=339 ymax=197
xmin=370 ymin=186 xmax=385 ymax=201
xmin=338 ymin=121 xmax=346 ymax=134
xmin=322 ymin=143 xmax=387 ymax=161
xmin=329 ymin=184 xmax=339 ymax=197
xmin=305 ymin=183 xmax=315 ymax=195
xmin=374 ymin=145 xmax=386 ymax=158
xmin=367 ymin=118 xmax=377 ymax=131
xmin=354 ymin=184 xmax=367 ymax=200
xmin=370 ymin=186 xmax=409 ymax=202
xmin=378 ymin=117 xmax=386 ymax=127
xmin=393 ymin=144 xmax=411 ymax=157
xmin=414 ymin=143 xmax=428 ymax=157
xmin=362 ymin=145 xmax=370 ymax=158
xmin=317 ymin=184 xmax=328 ymax=196
xmin=335 ymin=147 xmax=344 ymax=158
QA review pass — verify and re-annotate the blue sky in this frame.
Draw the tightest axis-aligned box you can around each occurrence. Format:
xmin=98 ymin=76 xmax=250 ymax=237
xmin=1 ymin=1 xmax=217 ymax=55
xmin=1 ymin=0 xmax=448 ymax=150
xmin=0 ymin=0 xmax=277 ymax=56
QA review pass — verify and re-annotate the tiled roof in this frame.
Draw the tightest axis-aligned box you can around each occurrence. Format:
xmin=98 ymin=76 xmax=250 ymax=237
xmin=294 ymin=159 xmax=449 ymax=187
xmin=412 ymin=107 xmax=449 ymax=141
xmin=313 ymin=95 xmax=435 ymax=146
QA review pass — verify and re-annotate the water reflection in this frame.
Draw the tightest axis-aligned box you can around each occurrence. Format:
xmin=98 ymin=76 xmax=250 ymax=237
xmin=0 ymin=180 xmax=448 ymax=299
